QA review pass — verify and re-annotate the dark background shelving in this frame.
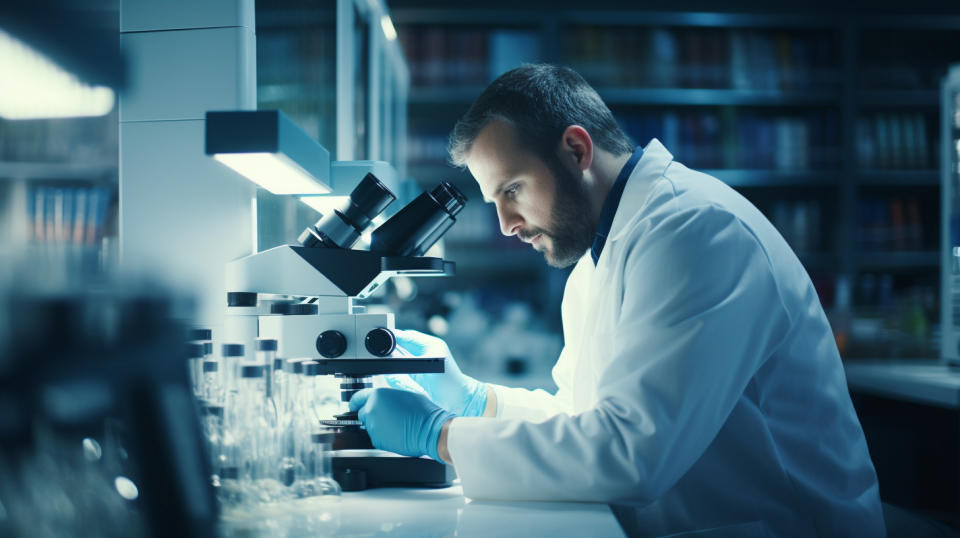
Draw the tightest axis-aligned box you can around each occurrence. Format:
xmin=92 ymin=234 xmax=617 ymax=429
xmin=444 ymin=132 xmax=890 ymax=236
xmin=0 ymin=109 xmax=119 ymax=260
xmin=394 ymin=4 xmax=960 ymax=361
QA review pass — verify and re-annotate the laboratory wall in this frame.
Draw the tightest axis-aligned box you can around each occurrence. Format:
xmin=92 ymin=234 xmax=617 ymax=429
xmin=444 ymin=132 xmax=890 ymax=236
xmin=119 ymin=0 xmax=257 ymax=330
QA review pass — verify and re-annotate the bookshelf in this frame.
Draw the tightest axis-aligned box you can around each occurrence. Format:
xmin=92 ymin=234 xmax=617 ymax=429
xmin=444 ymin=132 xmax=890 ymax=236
xmin=0 ymin=112 xmax=119 ymax=262
xmin=407 ymin=87 xmax=843 ymax=106
xmin=856 ymin=252 xmax=940 ymax=270
xmin=395 ymin=9 xmax=960 ymax=358
xmin=0 ymin=162 xmax=117 ymax=255
xmin=0 ymin=162 xmax=117 ymax=183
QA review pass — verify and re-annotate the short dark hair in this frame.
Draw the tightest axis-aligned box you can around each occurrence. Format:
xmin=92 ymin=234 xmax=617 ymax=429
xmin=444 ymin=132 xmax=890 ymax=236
xmin=448 ymin=64 xmax=634 ymax=167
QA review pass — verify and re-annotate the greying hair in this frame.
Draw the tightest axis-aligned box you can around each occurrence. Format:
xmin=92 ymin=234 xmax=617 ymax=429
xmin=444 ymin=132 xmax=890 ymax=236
xmin=448 ymin=64 xmax=634 ymax=167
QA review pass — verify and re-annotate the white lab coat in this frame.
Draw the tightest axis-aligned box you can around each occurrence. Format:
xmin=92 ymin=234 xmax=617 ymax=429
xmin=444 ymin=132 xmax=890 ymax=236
xmin=447 ymin=140 xmax=885 ymax=537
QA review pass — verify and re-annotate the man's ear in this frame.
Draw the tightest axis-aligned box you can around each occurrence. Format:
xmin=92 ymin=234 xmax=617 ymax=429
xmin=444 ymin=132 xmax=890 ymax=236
xmin=558 ymin=125 xmax=594 ymax=172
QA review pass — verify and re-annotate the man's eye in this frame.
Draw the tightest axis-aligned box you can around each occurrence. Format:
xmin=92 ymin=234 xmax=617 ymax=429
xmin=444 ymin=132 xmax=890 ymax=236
xmin=505 ymin=184 xmax=520 ymax=198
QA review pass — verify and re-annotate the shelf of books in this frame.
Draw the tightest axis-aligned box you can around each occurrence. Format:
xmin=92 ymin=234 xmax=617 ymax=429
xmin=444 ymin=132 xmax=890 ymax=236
xmin=395 ymin=10 xmax=960 ymax=358
xmin=0 ymin=112 xmax=118 ymax=263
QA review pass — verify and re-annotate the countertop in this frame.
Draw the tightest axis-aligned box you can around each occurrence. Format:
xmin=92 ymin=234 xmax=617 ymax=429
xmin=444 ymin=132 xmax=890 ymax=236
xmin=844 ymin=359 xmax=960 ymax=409
xmin=221 ymin=484 xmax=626 ymax=537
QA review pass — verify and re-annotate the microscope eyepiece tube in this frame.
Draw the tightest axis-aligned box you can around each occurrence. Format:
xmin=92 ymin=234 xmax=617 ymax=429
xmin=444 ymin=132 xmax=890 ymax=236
xmin=299 ymin=173 xmax=396 ymax=249
xmin=344 ymin=173 xmax=396 ymax=227
xmin=430 ymin=181 xmax=467 ymax=216
xmin=369 ymin=181 xmax=467 ymax=257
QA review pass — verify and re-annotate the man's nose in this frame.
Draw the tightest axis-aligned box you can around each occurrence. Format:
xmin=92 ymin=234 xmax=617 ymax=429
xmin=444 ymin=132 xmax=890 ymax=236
xmin=496 ymin=204 xmax=522 ymax=237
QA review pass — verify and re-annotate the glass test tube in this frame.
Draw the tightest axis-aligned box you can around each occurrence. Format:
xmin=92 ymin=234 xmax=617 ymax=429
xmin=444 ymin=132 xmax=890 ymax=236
xmin=201 ymin=404 xmax=225 ymax=483
xmin=189 ymin=328 xmax=213 ymax=398
xmin=236 ymin=365 xmax=270 ymax=486
xmin=279 ymin=358 xmax=307 ymax=488
xmin=185 ymin=342 xmax=205 ymax=400
xmin=221 ymin=343 xmax=245 ymax=395
xmin=201 ymin=360 xmax=223 ymax=405
xmin=302 ymin=432 xmax=341 ymax=501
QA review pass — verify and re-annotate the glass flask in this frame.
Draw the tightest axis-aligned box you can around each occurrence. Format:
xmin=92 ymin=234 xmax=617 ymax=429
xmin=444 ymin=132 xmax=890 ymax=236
xmin=300 ymin=432 xmax=341 ymax=501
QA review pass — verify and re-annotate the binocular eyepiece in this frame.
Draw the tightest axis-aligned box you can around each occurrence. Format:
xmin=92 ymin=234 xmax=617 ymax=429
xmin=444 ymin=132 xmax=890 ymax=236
xmin=298 ymin=173 xmax=466 ymax=257
xmin=297 ymin=173 xmax=396 ymax=249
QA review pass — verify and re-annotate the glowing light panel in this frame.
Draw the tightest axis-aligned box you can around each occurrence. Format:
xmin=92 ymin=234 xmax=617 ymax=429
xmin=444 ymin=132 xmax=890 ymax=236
xmin=0 ymin=29 xmax=114 ymax=119
xmin=214 ymin=152 xmax=332 ymax=195
xmin=380 ymin=15 xmax=397 ymax=41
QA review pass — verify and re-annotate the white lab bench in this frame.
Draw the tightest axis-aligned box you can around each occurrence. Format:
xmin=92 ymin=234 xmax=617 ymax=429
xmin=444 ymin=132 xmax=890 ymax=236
xmin=221 ymin=484 xmax=626 ymax=537
xmin=844 ymin=359 xmax=960 ymax=409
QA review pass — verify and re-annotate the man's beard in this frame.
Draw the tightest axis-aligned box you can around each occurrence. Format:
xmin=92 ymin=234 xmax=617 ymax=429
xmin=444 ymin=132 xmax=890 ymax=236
xmin=518 ymin=156 xmax=595 ymax=268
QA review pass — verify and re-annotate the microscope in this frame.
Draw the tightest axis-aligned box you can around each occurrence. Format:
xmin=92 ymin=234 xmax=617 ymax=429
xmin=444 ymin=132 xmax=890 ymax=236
xmin=225 ymin=173 xmax=465 ymax=491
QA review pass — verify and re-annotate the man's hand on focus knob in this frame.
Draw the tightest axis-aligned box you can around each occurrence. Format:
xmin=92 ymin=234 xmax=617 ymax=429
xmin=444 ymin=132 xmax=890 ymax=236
xmin=384 ymin=329 xmax=489 ymax=417
xmin=349 ymin=387 xmax=455 ymax=462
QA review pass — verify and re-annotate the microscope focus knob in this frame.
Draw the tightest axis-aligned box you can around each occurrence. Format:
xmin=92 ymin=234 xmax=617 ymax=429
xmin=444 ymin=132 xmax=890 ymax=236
xmin=316 ymin=330 xmax=347 ymax=358
xmin=364 ymin=327 xmax=396 ymax=357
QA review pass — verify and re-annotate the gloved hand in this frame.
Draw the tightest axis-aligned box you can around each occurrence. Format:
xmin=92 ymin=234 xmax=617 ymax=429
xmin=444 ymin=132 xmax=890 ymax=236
xmin=349 ymin=387 xmax=455 ymax=461
xmin=386 ymin=329 xmax=488 ymax=417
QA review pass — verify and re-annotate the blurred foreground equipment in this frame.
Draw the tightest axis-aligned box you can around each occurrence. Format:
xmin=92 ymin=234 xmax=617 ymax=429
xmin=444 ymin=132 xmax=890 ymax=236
xmin=0 ymin=274 xmax=216 ymax=538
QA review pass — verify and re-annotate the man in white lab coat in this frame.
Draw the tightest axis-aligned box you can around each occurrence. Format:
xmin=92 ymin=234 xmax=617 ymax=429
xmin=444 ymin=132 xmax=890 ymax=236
xmin=349 ymin=64 xmax=885 ymax=537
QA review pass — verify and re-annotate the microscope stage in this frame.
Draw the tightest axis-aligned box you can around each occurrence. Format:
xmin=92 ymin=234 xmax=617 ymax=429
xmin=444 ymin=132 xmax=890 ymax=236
xmin=315 ymin=357 xmax=444 ymax=376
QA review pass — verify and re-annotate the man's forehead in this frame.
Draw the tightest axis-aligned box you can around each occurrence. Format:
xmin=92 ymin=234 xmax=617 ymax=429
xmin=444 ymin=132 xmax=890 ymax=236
xmin=467 ymin=120 xmax=524 ymax=200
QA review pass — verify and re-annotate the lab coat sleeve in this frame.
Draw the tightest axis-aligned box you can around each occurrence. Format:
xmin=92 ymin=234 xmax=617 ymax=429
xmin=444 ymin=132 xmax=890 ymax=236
xmin=483 ymin=256 xmax=588 ymax=422
xmin=488 ymin=345 xmax=576 ymax=422
xmin=447 ymin=205 xmax=792 ymax=503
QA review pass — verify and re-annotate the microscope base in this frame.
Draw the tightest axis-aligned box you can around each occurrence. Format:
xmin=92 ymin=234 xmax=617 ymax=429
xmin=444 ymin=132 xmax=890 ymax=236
xmin=331 ymin=452 xmax=456 ymax=491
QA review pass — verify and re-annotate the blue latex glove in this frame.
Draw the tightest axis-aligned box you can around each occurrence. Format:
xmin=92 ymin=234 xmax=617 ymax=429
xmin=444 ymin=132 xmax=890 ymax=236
xmin=385 ymin=329 xmax=488 ymax=417
xmin=349 ymin=388 xmax=455 ymax=461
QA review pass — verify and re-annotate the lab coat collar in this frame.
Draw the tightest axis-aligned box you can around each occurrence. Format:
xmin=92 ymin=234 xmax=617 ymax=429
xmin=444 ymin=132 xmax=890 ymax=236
xmin=606 ymin=138 xmax=674 ymax=245
xmin=590 ymin=146 xmax=644 ymax=265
